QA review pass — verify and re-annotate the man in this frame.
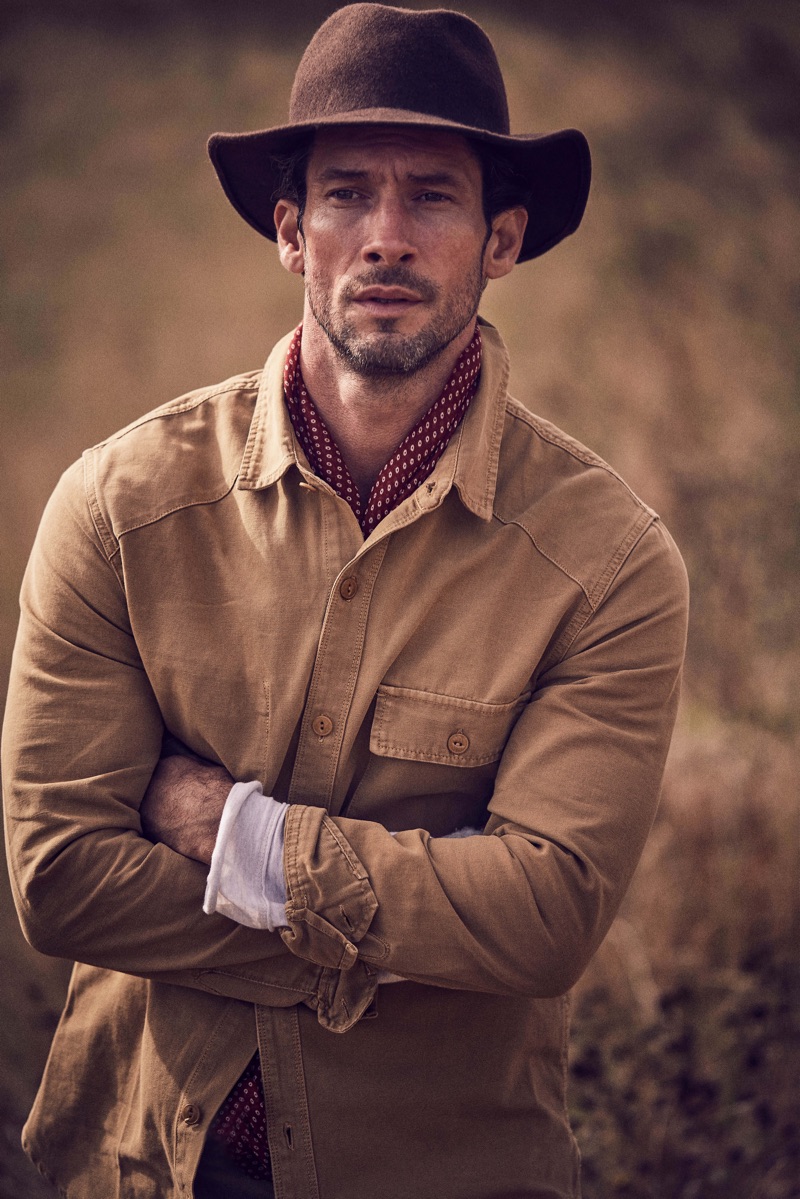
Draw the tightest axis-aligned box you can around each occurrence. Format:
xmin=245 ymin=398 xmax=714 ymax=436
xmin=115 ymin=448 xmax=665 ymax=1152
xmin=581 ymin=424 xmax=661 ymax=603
xmin=2 ymin=6 xmax=688 ymax=1198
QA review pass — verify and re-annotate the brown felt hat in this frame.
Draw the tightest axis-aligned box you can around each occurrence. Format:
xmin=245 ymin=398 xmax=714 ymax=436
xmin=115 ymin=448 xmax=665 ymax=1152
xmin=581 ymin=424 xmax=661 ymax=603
xmin=208 ymin=4 xmax=591 ymax=263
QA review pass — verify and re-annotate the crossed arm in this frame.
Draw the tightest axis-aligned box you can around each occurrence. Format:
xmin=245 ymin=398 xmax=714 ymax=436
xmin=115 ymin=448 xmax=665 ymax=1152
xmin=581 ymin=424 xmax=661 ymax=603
xmin=141 ymin=748 xmax=478 ymax=961
xmin=141 ymin=749 xmax=231 ymax=867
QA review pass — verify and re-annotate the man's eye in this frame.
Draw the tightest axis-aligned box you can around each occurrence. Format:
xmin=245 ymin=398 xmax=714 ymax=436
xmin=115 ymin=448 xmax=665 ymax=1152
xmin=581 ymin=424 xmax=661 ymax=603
xmin=329 ymin=189 xmax=362 ymax=201
xmin=418 ymin=192 xmax=452 ymax=203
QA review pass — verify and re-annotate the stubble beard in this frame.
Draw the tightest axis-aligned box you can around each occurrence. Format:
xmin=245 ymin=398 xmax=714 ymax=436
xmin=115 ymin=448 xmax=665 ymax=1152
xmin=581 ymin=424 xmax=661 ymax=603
xmin=304 ymin=261 xmax=485 ymax=378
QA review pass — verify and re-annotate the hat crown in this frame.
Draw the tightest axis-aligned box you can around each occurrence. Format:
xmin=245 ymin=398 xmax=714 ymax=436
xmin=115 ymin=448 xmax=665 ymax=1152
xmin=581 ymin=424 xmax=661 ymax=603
xmin=289 ymin=4 xmax=510 ymax=135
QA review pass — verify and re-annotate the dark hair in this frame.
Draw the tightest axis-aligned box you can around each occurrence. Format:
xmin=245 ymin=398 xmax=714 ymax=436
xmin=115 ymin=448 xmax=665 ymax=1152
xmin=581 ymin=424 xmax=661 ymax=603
xmin=474 ymin=141 xmax=532 ymax=227
xmin=270 ymin=137 xmax=312 ymax=231
xmin=269 ymin=134 xmax=530 ymax=237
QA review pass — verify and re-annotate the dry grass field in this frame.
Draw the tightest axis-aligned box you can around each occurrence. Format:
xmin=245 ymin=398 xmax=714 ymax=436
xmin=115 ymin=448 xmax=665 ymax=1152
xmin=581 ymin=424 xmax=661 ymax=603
xmin=1 ymin=2 xmax=798 ymax=1196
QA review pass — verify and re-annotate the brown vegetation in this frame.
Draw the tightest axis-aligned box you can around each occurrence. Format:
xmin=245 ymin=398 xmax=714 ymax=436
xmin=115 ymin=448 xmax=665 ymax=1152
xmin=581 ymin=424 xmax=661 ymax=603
xmin=1 ymin=3 xmax=798 ymax=1196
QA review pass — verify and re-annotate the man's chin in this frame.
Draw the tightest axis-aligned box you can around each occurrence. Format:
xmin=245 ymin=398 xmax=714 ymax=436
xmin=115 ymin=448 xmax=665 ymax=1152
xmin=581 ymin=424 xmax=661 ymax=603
xmin=331 ymin=333 xmax=451 ymax=378
xmin=321 ymin=313 xmax=474 ymax=376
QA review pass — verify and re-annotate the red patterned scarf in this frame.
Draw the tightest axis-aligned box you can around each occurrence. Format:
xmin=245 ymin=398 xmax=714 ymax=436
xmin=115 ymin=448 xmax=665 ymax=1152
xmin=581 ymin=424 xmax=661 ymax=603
xmin=283 ymin=324 xmax=482 ymax=535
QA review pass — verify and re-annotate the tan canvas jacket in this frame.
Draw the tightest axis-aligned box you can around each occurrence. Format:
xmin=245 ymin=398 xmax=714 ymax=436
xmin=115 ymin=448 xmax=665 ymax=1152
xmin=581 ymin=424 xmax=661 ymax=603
xmin=2 ymin=321 xmax=689 ymax=1199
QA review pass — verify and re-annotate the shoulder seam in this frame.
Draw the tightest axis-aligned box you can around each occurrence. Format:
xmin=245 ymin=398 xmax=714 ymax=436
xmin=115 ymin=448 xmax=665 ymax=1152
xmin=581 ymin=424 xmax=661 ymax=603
xmin=494 ymin=505 xmax=657 ymax=612
xmin=492 ymin=508 xmax=588 ymax=599
xmin=115 ymin=476 xmax=240 ymax=539
xmin=504 ymin=399 xmax=655 ymax=517
xmin=83 ymin=376 xmax=259 ymax=546
xmin=82 ymin=449 xmax=119 ymax=563
xmin=90 ymin=376 xmax=262 ymax=452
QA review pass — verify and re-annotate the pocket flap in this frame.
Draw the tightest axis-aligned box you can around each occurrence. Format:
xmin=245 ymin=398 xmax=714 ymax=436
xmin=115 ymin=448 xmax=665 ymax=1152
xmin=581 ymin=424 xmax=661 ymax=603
xmin=370 ymin=684 xmax=528 ymax=768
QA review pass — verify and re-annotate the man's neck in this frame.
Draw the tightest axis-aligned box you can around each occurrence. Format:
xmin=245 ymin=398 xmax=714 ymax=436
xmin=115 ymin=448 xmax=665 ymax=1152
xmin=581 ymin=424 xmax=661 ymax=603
xmin=299 ymin=315 xmax=477 ymax=501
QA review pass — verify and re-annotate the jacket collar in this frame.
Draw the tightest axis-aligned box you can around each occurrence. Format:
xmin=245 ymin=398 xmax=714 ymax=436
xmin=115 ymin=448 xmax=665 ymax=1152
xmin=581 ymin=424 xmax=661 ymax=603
xmin=237 ymin=317 xmax=511 ymax=523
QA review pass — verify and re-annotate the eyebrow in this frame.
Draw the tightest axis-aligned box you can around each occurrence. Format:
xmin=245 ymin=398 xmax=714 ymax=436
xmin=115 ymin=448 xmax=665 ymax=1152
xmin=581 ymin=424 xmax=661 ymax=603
xmin=408 ymin=171 xmax=464 ymax=187
xmin=314 ymin=167 xmax=466 ymax=187
xmin=316 ymin=168 xmax=371 ymax=182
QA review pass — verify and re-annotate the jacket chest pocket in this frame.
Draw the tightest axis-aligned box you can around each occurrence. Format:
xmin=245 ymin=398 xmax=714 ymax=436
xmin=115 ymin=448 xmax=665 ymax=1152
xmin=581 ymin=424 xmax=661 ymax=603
xmin=369 ymin=684 xmax=530 ymax=768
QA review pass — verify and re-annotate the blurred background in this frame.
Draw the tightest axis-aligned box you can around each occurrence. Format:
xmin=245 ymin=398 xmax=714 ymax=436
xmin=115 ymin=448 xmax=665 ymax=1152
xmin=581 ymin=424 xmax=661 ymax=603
xmin=1 ymin=1 xmax=798 ymax=1195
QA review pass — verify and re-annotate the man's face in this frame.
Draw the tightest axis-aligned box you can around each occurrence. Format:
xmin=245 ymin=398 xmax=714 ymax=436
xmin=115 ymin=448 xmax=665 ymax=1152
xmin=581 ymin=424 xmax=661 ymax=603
xmin=284 ymin=126 xmax=494 ymax=377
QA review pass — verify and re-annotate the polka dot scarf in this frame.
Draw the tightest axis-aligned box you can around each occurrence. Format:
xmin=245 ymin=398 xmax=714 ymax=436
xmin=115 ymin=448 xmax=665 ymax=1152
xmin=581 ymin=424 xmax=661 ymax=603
xmin=283 ymin=323 xmax=482 ymax=535
xmin=207 ymin=1052 xmax=271 ymax=1179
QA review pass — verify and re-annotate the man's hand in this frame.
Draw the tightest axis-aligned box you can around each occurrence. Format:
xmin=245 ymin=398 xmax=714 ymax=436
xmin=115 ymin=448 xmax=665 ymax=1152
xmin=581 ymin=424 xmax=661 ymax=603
xmin=140 ymin=749 xmax=233 ymax=866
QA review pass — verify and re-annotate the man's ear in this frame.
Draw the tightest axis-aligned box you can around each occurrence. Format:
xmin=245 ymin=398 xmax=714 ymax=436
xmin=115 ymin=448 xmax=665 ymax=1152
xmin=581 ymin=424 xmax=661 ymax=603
xmin=483 ymin=207 xmax=528 ymax=280
xmin=275 ymin=200 xmax=305 ymax=276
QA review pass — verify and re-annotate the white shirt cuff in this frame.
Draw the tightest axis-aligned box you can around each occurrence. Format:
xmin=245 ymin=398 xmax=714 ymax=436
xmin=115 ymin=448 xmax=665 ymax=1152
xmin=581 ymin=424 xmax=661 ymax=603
xmin=203 ymin=780 xmax=288 ymax=930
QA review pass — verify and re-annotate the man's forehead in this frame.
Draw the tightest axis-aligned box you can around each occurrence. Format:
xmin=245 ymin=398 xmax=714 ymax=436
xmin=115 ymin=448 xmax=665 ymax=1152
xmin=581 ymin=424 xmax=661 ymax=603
xmin=306 ymin=125 xmax=482 ymax=178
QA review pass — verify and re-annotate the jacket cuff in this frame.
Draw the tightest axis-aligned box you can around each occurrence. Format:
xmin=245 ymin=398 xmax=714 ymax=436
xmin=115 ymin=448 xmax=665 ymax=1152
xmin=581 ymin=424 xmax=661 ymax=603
xmin=280 ymin=805 xmax=378 ymax=972
xmin=309 ymin=962 xmax=379 ymax=1033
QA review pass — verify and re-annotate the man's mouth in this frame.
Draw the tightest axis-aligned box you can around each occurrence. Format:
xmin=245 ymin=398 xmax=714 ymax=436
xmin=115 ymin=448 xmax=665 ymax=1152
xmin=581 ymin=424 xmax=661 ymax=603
xmin=352 ymin=287 xmax=422 ymax=308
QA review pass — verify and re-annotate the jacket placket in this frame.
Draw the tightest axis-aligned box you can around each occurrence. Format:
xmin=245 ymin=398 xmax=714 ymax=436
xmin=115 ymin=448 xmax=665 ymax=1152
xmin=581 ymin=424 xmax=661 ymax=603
xmin=257 ymin=1005 xmax=321 ymax=1199
xmin=257 ymin=467 xmax=458 ymax=1192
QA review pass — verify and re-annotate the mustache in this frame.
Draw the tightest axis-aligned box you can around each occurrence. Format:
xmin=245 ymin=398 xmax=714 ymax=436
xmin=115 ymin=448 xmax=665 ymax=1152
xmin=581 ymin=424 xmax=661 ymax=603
xmin=341 ymin=266 xmax=439 ymax=303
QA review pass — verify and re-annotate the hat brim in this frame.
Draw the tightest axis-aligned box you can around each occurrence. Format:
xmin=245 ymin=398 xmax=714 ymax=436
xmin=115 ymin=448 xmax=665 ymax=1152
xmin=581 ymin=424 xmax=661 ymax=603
xmin=208 ymin=110 xmax=590 ymax=264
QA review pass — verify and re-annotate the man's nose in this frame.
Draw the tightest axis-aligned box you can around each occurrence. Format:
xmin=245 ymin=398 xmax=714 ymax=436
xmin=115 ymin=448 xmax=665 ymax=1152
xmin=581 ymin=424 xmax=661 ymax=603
xmin=361 ymin=198 xmax=416 ymax=266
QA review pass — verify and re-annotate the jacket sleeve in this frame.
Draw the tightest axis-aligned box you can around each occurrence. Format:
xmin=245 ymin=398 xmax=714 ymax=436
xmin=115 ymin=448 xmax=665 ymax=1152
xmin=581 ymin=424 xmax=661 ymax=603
xmin=278 ymin=518 xmax=689 ymax=998
xmin=1 ymin=460 xmax=374 ymax=1030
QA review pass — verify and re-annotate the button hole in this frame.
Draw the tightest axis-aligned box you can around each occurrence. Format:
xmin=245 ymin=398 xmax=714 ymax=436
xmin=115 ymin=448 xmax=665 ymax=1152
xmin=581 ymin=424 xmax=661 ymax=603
xmin=364 ymin=997 xmax=379 ymax=1019
xmin=340 ymin=905 xmax=354 ymax=931
xmin=283 ymin=1123 xmax=295 ymax=1150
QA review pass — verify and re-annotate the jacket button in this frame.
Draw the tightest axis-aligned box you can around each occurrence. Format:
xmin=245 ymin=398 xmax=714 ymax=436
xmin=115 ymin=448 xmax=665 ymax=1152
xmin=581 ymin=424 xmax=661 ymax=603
xmin=312 ymin=714 xmax=334 ymax=737
xmin=339 ymin=576 xmax=358 ymax=600
xmin=181 ymin=1103 xmax=201 ymax=1126
xmin=447 ymin=732 xmax=470 ymax=755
